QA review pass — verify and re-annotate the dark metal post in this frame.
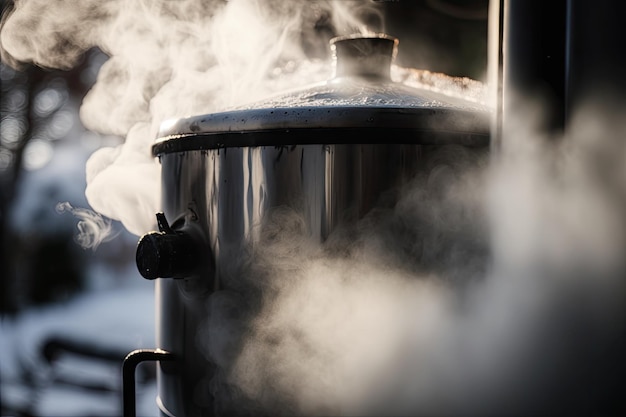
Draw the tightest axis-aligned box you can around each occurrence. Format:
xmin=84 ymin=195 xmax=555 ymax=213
xmin=565 ymin=0 xmax=626 ymax=117
xmin=492 ymin=0 xmax=568 ymax=147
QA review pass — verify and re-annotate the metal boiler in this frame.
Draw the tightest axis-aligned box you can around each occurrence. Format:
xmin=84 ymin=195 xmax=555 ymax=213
xmin=124 ymin=32 xmax=489 ymax=417
xmin=123 ymin=0 xmax=626 ymax=414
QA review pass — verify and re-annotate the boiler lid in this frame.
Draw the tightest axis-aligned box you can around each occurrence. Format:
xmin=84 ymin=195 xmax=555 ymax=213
xmin=153 ymin=34 xmax=490 ymax=155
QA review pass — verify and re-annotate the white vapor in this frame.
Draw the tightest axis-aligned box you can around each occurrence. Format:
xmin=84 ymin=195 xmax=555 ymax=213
xmin=202 ymin=105 xmax=625 ymax=416
xmin=1 ymin=0 xmax=382 ymax=237
xmin=2 ymin=1 xmax=625 ymax=416
xmin=55 ymin=201 xmax=119 ymax=250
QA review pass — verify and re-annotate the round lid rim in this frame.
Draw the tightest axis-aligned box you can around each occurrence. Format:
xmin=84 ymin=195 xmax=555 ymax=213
xmin=157 ymin=105 xmax=490 ymax=138
xmin=153 ymin=128 xmax=490 ymax=156
xmin=152 ymin=107 xmax=490 ymax=155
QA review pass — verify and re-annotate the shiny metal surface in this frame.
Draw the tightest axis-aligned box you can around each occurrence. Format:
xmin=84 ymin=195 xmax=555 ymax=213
xmin=153 ymin=141 xmax=488 ymax=416
xmin=154 ymin=107 xmax=488 ymax=152
xmin=155 ymin=33 xmax=488 ymax=145
xmin=144 ymin=34 xmax=491 ymax=417
xmin=161 ymin=143 xmax=425 ymax=250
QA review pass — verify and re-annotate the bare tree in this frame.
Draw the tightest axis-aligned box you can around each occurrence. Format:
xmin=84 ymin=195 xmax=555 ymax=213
xmin=0 ymin=0 xmax=96 ymax=313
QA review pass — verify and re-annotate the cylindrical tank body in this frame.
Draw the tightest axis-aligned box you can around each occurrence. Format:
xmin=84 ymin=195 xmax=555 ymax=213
xmin=138 ymin=35 xmax=490 ymax=416
xmin=154 ymin=141 xmax=488 ymax=417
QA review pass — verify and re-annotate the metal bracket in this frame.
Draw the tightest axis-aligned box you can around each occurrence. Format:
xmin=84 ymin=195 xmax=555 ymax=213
xmin=122 ymin=348 xmax=174 ymax=417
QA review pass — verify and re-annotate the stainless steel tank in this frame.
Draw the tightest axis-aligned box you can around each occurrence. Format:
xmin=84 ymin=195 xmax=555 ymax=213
xmin=128 ymin=34 xmax=490 ymax=417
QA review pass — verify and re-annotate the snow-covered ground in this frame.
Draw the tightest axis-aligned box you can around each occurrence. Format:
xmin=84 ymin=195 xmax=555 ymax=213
xmin=0 ymin=263 xmax=159 ymax=417
xmin=1 ymin=134 xmax=161 ymax=416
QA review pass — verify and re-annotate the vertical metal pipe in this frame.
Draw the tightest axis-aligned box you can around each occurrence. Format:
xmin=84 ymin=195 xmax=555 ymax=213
xmin=491 ymin=0 xmax=568 ymax=146
xmin=487 ymin=0 xmax=504 ymax=150
xmin=494 ymin=0 xmax=626 ymax=133
xmin=565 ymin=0 xmax=626 ymax=118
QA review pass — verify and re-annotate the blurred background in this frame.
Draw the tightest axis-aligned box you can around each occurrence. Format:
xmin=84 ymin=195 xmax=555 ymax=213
xmin=0 ymin=1 xmax=159 ymax=412
xmin=0 ymin=0 xmax=489 ymax=415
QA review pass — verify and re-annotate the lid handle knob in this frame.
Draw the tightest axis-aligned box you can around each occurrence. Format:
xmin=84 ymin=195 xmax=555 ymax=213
xmin=330 ymin=33 xmax=398 ymax=81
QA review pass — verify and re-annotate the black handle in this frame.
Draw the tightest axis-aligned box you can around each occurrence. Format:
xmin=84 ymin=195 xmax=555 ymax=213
xmin=136 ymin=213 xmax=199 ymax=279
xmin=122 ymin=348 xmax=174 ymax=417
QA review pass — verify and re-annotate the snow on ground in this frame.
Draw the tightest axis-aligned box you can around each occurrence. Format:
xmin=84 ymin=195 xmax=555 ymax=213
xmin=1 ymin=124 xmax=162 ymax=416
xmin=1 ymin=273 xmax=159 ymax=416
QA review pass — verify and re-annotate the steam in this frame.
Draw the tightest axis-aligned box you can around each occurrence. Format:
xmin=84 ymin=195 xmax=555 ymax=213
xmin=1 ymin=0 xmax=382 ymax=236
xmin=55 ymin=202 xmax=118 ymax=250
xmin=203 ymin=107 xmax=625 ymax=416
xmin=2 ymin=1 xmax=625 ymax=416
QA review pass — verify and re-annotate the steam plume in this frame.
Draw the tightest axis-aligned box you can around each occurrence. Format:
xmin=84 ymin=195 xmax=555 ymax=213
xmin=1 ymin=0 xmax=382 ymax=236
xmin=203 ymin=109 xmax=625 ymax=416
xmin=55 ymin=201 xmax=118 ymax=250
xmin=2 ymin=1 xmax=625 ymax=416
